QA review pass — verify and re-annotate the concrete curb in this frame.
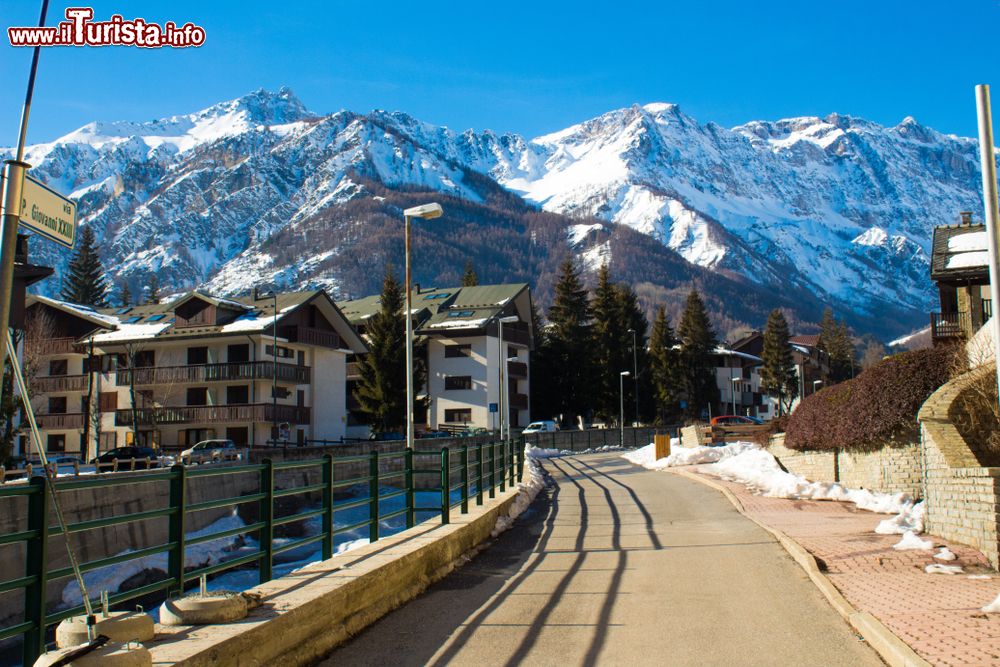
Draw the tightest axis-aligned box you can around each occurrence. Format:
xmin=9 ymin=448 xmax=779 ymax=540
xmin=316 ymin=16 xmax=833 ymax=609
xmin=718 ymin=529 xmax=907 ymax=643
xmin=669 ymin=468 xmax=931 ymax=667
xmin=148 ymin=487 xmax=522 ymax=666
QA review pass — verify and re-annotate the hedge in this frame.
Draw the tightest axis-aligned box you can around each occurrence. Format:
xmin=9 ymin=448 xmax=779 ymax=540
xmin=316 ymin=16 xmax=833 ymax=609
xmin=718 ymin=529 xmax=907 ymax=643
xmin=784 ymin=345 xmax=957 ymax=452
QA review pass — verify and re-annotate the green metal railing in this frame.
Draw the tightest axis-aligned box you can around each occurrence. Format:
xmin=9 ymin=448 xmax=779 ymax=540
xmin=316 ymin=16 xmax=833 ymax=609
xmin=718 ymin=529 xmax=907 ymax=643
xmin=0 ymin=439 xmax=525 ymax=666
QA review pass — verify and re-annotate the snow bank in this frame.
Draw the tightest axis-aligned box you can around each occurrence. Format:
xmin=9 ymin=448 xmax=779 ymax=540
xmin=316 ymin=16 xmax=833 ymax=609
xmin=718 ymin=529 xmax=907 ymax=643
xmin=874 ymin=501 xmax=925 ymax=535
xmin=893 ymin=531 xmax=933 ymax=550
xmin=983 ymin=593 xmax=1000 ymax=613
xmin=934 ymin=547 xmax=957 ymax=561
xmin=622 ymin=438 xmax=748 ymax=470
xmin=492 ymin=447 xmax=547 ymax=536
xmin=925 ymin=563 xmax=963 ymax=575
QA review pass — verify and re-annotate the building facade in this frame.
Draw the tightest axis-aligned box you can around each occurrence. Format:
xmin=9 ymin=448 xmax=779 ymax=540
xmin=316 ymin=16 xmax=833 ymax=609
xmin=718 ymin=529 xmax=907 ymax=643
xmin=930 ymin=213 xmax=993 ymax=343
xmin=25 ymin=289 xmax=366 ymax=458
xmin=339 ymin=283 xmax=534 ymax=436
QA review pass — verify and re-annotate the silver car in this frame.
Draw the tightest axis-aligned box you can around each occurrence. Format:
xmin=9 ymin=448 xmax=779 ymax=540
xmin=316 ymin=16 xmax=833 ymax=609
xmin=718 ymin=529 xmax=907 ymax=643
xmin=180 ymin=439 xmax=240 ymax=465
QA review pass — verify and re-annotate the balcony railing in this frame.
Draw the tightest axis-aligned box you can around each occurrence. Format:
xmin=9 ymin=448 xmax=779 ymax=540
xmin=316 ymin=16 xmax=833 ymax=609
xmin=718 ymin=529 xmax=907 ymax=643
xmin=33 ymin=375 xmax=88 ymax=393
xmin=115 ymin=403 xmax=310 ymax=427
xmin=507 ymin=361 xmax=527 ymax=378
xmin=509 ymin=393 xmax=528 ymax=410
xmin=28 ymin=337 xmax=82 ymax=356
xmin=37 ymin=412 xmax=85 ymax=429
xmin=930 ymin=311 xmax=971 ymax=340
xmin=346 ymin=361 xmax=361 ymax=379
xmin=116 ymin=361 xmax=310 ymax=387
xmin=284 ymin=326 xmax=341 ymax=349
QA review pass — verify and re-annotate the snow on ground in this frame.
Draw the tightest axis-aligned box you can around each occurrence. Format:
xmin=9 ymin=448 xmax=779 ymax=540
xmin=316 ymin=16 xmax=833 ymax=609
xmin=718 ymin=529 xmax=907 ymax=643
xmin=893 ymin=531 xmax=933 ymax=551
xmin=492 ymin=446 xmax=547 ymax=536
xmin=925 ymin=564 xmax=964 ymax=575
xmin=623 ymin=441 xmax=922 ymax=534
xmin=935 ymin=547 xmax=958 ymax=561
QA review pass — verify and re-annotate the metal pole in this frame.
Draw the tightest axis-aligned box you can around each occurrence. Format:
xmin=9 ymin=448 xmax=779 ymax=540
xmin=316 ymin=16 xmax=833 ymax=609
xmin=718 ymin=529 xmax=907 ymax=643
xmin=272 ymin=293 xmax=277 ymax=443
xmin=975 ymin=84 xmax=1000 ymax=407
xmin=498 ymin=319 xmax=505 ymax=442
xmin=630 ymin=328 xmax=638 ymax=426
xmin=0 ymin=0 xmax=49 ymax=376
xmin=619 ymin=373 xmax=625 ymax=448
xmin=405 ymin=216 xmax=414 ymax=450
xmin=732 ymin=374 xmax=737 ymax=415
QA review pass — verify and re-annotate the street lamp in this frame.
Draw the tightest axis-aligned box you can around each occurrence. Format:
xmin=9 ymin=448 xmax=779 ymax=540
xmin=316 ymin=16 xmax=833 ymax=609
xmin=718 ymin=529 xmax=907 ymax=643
xmin=813 ymin=379 xmax=823 ymax=395
xmin=619 ymin=371 xmax=630 ymax=447
xmin=731 ymin=376 xmax=741 ymax=416
xmin=254 ymin=287 xmax=278 ymax=444
xmin=498 ymin=315 xmax=519 ymax=442
xmin=403 ymin=203 xmax=443 ymax=451
xmin=628 ymin=328 xmax=639 ymax=426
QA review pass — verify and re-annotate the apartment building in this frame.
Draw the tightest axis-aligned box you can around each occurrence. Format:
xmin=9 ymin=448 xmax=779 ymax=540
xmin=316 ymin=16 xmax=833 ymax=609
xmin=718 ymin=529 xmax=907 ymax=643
xmin=26 ymin=289 xmax=366 ymax=458
xmin=338 ymin=283 xmax=534 ymax=435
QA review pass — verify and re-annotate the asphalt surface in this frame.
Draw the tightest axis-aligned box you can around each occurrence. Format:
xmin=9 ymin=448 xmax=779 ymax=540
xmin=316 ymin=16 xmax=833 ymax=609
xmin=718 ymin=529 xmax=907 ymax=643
xmin=318 ymin=452 xmax=883 ymax=666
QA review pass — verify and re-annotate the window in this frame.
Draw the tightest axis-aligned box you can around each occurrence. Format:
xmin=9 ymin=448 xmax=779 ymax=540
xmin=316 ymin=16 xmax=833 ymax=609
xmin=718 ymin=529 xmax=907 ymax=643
xmin=423 ymin=292 xmax=450 ymax=300
xmin=226 ymin=385 xmax=249 ymax=405
xmin=187 ymin=347 xmax=208 ymax=364
xmin=146 ymin=314 xmax=167 ymax=322
xmin=124 ymin=316 xmax=142 ymax=324
xmin=115 ymin=307 xmax=133 ymax=315
xmin=48 ymin=359 xmax=68 ymax=376
xmin=444 ymin=409 xmax=472 ymax=423
xmin=99 ymin=392 xmax=118 ymax=413
xmin=48 ymin=397 xmax=67 ymax=414
xmin=100 ymin=432 xmax=116 ymax=450
xmin=444 ymin=376 xmax=472 ymax=390
xmin=47 ymin=434 xmax=65 ymax=452
xmin=444 ymin=344 xmax=471 ymax=358
xmin=447 ymin=310 xmax=476 ymax=318
xmin=226 ymin=427 xmax=248 ymax=446
xmin=265 ymin=345 xmax=294 ymax=359
xmin=228 ymin=344 xmax=250 ymax=363
xmin=186 ymin=387 xmax=208 ymax=406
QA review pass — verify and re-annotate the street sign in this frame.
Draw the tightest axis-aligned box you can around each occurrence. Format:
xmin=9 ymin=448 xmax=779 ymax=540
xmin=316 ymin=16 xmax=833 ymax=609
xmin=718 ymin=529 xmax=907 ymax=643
xmin=488 ymin=403 xmax=498 ymax=413
xmin=18 ymin=174 xmax=76 ymax=248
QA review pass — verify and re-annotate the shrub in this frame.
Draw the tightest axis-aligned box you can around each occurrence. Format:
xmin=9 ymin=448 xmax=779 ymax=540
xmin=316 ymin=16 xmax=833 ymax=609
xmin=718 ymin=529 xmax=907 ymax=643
xmin=784 ymin=345 xmax=957 ymax=452
xmin=950 ymin=363 xmax=1000 ymax=465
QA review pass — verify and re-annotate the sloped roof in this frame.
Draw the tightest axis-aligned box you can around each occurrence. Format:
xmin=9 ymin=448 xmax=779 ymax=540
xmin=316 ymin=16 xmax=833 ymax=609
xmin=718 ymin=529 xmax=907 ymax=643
xmin=931 ymin=223 xmax=991 ymax=282
xmin=789 ymin=334 xmax=820 ymax=347
xmin=26 ymin=294 xmax=119 ymax=330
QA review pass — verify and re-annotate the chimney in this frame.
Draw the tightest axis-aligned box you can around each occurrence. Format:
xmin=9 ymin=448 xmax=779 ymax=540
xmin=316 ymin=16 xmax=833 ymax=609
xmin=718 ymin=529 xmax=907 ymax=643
xmin=960 ymin=211 xmax=974 ymax=226
xmin=413 ymin=283 xmax=420 ymax=294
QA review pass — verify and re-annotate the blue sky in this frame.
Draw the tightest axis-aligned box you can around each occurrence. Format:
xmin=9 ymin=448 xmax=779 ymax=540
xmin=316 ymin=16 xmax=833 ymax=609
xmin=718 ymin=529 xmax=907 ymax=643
xmin=1 ymin=0 xmax=998 ymax=144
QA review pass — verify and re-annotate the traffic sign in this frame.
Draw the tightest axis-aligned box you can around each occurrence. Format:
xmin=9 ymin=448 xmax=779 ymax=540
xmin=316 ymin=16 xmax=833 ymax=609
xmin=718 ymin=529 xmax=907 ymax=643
xmin=488 ymin=403 xmax=498 ymax=413
xmin=18 ymin=174 xmax=76 ymax=248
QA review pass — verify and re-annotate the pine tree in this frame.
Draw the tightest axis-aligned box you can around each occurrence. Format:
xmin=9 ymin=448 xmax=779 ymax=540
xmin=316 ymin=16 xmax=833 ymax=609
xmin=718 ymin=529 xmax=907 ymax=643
xmin=61 ymin=226 xmax=108 ymax=307
xmin=591 ymin=264 xmax=623 ymax=422
xmin=353 ymin=266 xmax=427 ymax=433
xmin=545 ymin=256 xmax=593 ymax=426
xmin=461 ymin=260 xmax=479 ymax=287
xmin=649 ymin=307 xmax=681 ymax=424
xmin=119 ymin=283 xmax=132 ymax=308
xmin=528 ymin=299 xmax=557 ymax=421
xmin=144 ymin=275 xmax=160 ymax=305
xmin=615 ymin=282 xmax=649 ymax=425
xmin=760 ymin=309 xmax=797 ymax=414
xmin=676 ymin=289 xmax=718 ymax=418
xmin=818 ymin=308 xmax=854 ymax=384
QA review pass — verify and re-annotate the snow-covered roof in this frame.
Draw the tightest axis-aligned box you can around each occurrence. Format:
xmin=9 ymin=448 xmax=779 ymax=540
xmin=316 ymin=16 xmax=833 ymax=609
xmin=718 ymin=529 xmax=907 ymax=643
xmin=712 ymin=347 xmax=763 ymax=364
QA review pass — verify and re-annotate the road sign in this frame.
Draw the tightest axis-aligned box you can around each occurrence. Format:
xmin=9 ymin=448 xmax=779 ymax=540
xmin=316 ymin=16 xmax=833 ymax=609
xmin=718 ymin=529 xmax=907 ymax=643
xmin=489 ymin=403 xmax=498 ymax=413
xmin=18 ymin=174 xmax=76 ymax=248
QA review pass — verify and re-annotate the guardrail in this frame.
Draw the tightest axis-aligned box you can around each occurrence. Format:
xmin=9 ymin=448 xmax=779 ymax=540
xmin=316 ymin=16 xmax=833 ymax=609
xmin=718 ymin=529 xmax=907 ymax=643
xmin=0 ymin=438 xmax=524 ymax=665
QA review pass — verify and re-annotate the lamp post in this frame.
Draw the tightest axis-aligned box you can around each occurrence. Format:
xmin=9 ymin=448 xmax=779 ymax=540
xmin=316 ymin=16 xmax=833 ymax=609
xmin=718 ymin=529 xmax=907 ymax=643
xmin=813 ymin=380 xmax=823 ymax=395
xmin=619 ymin=371 xmax=630 ymax=447
xmin=731 ymin=376 xmax=740 ymax=416
xmin=403 ymin=203 xmax=443 ymax=451
xmin=497 ymin=315 xmax=519 ymax=442
xmin=975 ymin=84 xmax=1000 ymax=410
xmin=628 ymin=328 xmax=638 ymax=426
xmin=254 ymin=287 xmax=278 ymax=443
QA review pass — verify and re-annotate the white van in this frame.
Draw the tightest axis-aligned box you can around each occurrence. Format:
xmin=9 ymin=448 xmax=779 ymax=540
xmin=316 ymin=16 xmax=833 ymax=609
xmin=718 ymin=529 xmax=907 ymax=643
xmin=522 ymin=420 xmax=559 ymax=434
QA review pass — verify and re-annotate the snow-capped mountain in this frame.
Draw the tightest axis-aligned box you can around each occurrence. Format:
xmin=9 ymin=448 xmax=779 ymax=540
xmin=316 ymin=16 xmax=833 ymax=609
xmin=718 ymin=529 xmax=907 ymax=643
xmin=5 ymin=88 xmax=987 ymax=339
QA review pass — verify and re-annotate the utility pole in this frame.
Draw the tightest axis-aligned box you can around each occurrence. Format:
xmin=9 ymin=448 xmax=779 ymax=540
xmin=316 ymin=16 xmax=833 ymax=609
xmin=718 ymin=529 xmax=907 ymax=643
xmin=628 ymin=328 xmax=639 ymax=426
xmin=975 ymin=84 xmax=1000 ymax=408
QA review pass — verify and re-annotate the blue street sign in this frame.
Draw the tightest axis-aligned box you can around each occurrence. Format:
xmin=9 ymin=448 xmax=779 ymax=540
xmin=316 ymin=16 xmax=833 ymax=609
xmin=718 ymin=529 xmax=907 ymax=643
xmin=489 ymin=403 xmax=498 ymax=413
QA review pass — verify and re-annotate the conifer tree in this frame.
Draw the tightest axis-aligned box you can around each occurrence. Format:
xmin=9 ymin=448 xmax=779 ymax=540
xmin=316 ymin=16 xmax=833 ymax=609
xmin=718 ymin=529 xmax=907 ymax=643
xmin=591 ymin=264 xmax=623 ymax=422
xmin=61 ymin=226 xmax=108 ymax=307
xmin=461 ymin=260 xmax=479 ymax=287
xmin=119 ymin=283 xmax=132 ymax=308
xmin=144 ymin=275 xmax=160 ymax=305
xmin=545 ymin=256 xmax=593 ymax=426
xmin=760 ymin=309 xmax=797 ymax=414
xmin=818 ymin=308 xmax=854 ymax=384
xmin=676 ymin=289 xmax=718 ymax=418
xmin=528 ymin=299 xmax=557 ymax=421
xmin=353 ymin=266 xmax=427 ymax=433
xmin=649 ymin=306 xmax=680 ymax=423
xmin=615 ymin=282 xmax=649 ymax=424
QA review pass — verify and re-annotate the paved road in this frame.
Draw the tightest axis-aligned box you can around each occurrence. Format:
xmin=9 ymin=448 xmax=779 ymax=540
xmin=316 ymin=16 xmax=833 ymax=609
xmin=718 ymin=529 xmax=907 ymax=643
xmin=319 ymin=453 xmax=882 ymax=666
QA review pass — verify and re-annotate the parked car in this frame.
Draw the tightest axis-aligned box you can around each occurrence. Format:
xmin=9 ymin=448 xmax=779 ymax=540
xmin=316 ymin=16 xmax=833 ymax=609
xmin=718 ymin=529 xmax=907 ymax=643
xmin=91 ymin=447 xmax=161 ymax=469
xmin=180 ymin=439 xmax=240 ymax=465
xmin=465 ymin=427 xmax=491 ymax=437
xmin=369 ymin=431 xmax=405 ymax=441
xmin=522 ymin=420 xmax=559 ymax=434
xmin=710 ymin=415 xmax=764 ymax=426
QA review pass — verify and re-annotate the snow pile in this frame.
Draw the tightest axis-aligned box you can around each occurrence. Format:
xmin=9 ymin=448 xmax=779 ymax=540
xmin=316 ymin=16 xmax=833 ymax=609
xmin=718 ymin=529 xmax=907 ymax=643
xmin=893 ymin=531 xmax=933 ymax=551
xmin=934 ymin=547 xmax=957 ymax=561
xmin=492 ymin=447 xmax=547 ymax=536
xmin=874 ymin=501 xmax=925 ymax=535
xmin=622 ymin=439 xmax=750 ymax=470
xmin=925 ymin=563 xmax=964 ymax=575
xmin=526 ymin=447 xmax=565 ymax=459
xmin=983 ymin=593 xmax=1000 ymax=613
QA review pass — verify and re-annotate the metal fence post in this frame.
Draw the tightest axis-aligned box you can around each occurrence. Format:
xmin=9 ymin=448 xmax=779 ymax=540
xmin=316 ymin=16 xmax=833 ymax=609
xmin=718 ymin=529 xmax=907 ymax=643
xmin=23 ymin=476 xmax=49 ymax=667
xmin=508 ymin=439 xmax=516 ymax=487
xmin=587 ymin=429 xmax=592 ymax=450
xmin=369 ymin=450 xmax=380 ymax=542
xmin=460 ymin=445 xmax=469 ymax=514
xmin=405 ymin=448 xmax=414 ymax=529
xmin=489 ymin=441 xmax=496 ymax=499
xmin=498 ymin=440 xmax=506 ymax=493
xmin=260 ymin=459 xmax=274 ymax=583
xmin=517 ymin=439 xmax=525 ymax=482
xmin=476 ymin=442 xmax=484 ymax=506
xmin=322 ymin=454 xmax=333 ymax=560
xmin=440 ymin=448 xmax=450 ymax=525
xmin=167 ymin=464 xmax=187 ymax=597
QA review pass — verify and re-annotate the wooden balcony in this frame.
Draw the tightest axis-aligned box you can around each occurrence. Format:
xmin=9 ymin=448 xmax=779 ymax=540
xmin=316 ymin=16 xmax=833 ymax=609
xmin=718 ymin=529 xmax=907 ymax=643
xmin=116 ymin=361 xmax=310 ymax=387
xmin=34 ymin=375 xmax=88 ymax=393
xmin=283 ymin=326 xmax=341 ymax=349
xmin=116 ymin=403 xmax=310 ymax=427
xmin=507 ymin=361 xmax=527 ymax=378
xmin=346 ymin=361 xmax=361 ymax=380
xmin=28 ymin=337 xmax=82 ymax=356
xmin=38 ymin=412 xmax=85 ymax=429
xmin=509 ymin=393 xmax=528 ymax=410
xmin=930 ymin=311 xmax=971 ymax=341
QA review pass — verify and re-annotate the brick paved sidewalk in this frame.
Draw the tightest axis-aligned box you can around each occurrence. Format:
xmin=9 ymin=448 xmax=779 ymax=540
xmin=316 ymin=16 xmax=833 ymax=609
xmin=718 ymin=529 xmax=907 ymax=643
xmin=681 ymin=467 xmax=1000 ymax=667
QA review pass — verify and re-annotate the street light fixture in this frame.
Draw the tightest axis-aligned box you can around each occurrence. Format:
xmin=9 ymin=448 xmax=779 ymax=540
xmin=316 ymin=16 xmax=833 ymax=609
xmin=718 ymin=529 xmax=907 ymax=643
xmin=731 ymin=376 xmax=741 ymax=416
xmin=498 ymin=315 xmax=519 ymax=442
xmin=254 ymin=287 xmax=279 ymax=444
xmin=813 ymin=379 xmax=823 ymax=395
xmin=628 ymin=328 xmax=638 ymax=426
xmin=619 ymin=371 xmax=630 ymax=448
xmin=403 ymin=203 xmax=443 ymax=451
